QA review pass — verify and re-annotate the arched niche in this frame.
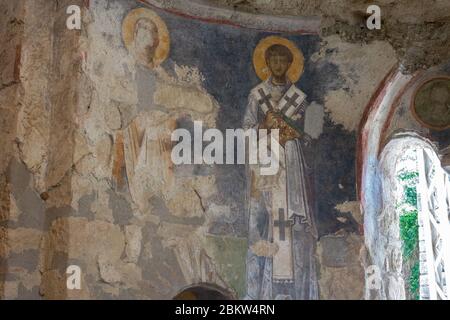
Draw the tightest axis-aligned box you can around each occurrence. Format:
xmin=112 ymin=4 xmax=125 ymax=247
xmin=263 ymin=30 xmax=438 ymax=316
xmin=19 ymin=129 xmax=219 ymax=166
xmin=173 ymin=283 xmax=234 ymax=300
xmin=357 ymin=61 xmax=450 ymax=300
xmin=371 ymin=132 xmax=439 ymax=299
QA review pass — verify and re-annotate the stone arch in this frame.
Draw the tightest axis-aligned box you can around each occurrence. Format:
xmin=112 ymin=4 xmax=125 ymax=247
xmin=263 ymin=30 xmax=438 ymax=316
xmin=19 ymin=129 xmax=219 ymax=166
xmin=370 ymin=132 xmax=438 ymax=299
xmin=357 ymin=61 xmax=450 ymax=299
xmin=173 ymin=283 xmax=234 ymax=300
xmin=143 ymin=0 xmax=320 ymax=34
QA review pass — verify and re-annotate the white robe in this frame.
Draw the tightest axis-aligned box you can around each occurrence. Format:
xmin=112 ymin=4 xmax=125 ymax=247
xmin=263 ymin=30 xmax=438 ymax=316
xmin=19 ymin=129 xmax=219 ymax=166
xmin=244 ymin=78 xmax=318 ymax=300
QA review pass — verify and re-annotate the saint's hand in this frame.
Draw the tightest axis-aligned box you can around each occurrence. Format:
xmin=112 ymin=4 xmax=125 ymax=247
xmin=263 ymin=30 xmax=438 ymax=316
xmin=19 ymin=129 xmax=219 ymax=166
xmin=261 ymin=110 xmax=283 ymax=130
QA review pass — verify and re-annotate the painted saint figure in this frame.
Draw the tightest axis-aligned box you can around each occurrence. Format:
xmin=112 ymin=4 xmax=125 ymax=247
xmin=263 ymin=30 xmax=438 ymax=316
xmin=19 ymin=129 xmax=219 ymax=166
xmin=132 ymin=18 xmax=160 ymax=68
xmin=122 ymin=7 xmax=170 ymax=70
xmin=244 ymin=37 xmax=319 ymax=300
xmin=117 ymin=8 xmax=174 ymax=210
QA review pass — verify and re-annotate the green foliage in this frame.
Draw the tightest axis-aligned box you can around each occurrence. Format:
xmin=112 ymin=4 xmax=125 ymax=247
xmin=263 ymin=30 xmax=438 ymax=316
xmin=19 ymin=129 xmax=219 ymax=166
xmin=398 ymin=171 xmax=419 ymax=259
xmin=409 ymin=261 xmax=420 ymax=300
xmin=397 ymin=169 xmax=420 ymax=299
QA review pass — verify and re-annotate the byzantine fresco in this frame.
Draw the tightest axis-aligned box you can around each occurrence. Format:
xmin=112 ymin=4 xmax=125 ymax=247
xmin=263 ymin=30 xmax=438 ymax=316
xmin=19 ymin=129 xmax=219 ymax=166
xmin=113 ymin=4 xmax=357 ymax=298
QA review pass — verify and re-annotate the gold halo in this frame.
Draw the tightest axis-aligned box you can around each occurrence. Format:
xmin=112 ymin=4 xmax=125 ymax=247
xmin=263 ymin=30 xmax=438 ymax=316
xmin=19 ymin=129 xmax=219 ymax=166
xmin=253 ymin=36 xmax=304 ymax=83
xmin=122 ymin=8 xmax=170 ymax=68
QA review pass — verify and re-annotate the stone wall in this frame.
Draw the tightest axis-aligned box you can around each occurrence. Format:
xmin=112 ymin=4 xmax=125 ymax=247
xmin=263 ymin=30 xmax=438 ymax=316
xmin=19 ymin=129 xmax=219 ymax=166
xmin=0 ymin=0 xmax=25 ymax=299
xmin=0 ymin=0 xmax=84 ymax=299
xmin=0 ymin=0 xmax=368 ymax=300
xmin=209 ymin=0 xmax=450 ymax=73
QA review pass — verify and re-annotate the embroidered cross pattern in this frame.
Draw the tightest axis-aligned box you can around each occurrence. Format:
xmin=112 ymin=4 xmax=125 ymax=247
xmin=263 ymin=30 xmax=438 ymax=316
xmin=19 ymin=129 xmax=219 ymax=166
xmin=281 ymin=92 xmax=300 ymax=113
xmin=257 ymin=88 xmax=273 ymax=111
xmin=274 ymin=208 xmax=292 ymax=241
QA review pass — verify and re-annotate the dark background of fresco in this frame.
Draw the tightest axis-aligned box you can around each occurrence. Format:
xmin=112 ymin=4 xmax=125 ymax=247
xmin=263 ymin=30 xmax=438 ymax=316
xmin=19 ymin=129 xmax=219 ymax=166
xmin=146 ymin=5 xmax=359 ymax=237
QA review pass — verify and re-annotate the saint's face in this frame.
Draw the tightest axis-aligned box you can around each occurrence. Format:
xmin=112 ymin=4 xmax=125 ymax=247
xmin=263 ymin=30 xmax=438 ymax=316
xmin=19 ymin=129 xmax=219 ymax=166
xmin=134 ymin=19 xmax=159 ymax=65
xmin=267 ymin=54 xmax=291 ymax=79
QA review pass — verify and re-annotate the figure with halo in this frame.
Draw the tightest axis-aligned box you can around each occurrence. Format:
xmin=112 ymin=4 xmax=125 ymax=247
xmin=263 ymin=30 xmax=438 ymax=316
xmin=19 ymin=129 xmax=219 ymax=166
xmin=244 ymin=36 xmax=319 ymax=300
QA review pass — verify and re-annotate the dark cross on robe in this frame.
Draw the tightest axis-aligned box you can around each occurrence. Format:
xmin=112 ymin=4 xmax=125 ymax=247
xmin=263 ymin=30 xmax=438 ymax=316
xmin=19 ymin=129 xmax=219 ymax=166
xmin=274 ymin=208 xmax=291 ymax=241
xmin=281 ymin=92 xmax=300 ymax=114
xmin=258 ymin=88 xmax=273 ymax=111
xmin=297 ymin=100 xmax=307 ymax=116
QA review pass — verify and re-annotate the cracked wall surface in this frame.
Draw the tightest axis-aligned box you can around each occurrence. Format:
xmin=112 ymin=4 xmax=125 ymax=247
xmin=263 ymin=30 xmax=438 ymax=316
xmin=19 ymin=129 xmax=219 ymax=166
xmin=209 ymin=0 xmax=450 ymax=73
xmin=1 ymin=0 xmax=85 ymax=299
